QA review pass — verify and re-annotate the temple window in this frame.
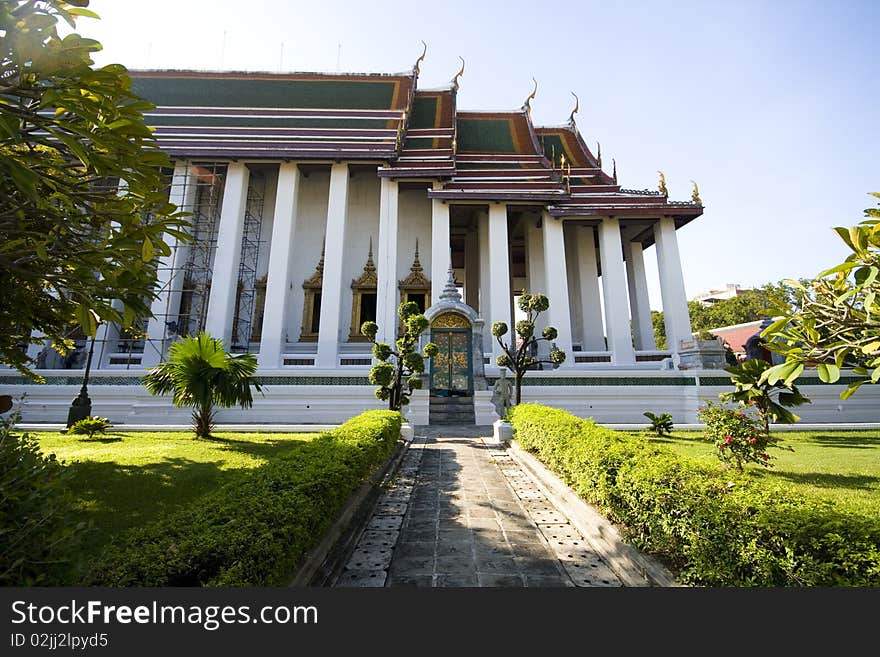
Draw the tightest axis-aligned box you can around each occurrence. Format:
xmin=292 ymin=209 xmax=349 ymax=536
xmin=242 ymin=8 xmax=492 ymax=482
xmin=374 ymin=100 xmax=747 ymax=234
xmin=349 ymin=238 xmax=378 ymax=341
xmin=300 ymin=242 xmax=325 ymax=342
xmin=398 ymin=240 xmax=431 ymax=331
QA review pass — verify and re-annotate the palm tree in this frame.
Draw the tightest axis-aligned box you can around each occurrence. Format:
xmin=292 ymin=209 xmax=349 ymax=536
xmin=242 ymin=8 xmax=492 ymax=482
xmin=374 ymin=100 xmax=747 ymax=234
xmin=143 ymin=332 xmax=262 ymax=438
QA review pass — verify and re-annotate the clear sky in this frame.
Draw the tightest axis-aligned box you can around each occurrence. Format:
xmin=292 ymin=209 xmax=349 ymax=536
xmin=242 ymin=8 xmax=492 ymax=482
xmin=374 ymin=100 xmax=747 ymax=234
xmin=79 ymin=0 xmax=878 ymax=309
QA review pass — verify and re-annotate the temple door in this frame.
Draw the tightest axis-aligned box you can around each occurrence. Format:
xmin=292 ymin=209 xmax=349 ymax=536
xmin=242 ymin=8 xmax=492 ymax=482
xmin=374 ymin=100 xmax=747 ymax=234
xmin=430 ymin=313 xmax=472 ymax=396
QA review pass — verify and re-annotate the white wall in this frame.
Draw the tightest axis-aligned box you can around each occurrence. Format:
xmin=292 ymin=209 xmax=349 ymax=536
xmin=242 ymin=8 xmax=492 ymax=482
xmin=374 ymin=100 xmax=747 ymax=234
xmin=397 ymin=187 xmax=432 ymax=284
xmin=287 ymin=168 xmax=329 ymax=343
xmin=340 ymin=169 xmax=380 ymax=342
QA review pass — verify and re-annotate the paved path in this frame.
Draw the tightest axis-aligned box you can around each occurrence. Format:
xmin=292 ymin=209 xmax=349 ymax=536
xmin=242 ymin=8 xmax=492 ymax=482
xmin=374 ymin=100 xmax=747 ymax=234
xmin=335 ymin=427 xmax=624 ymax=587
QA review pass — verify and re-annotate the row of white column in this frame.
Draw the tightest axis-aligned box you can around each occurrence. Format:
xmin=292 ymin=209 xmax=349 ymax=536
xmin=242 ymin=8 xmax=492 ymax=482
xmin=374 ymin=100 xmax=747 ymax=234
xmin=144 ymin=161 xmax=410 ymax=370
xmin=143 ymin=160 xmax=692 ymax=371
xmin=525 ymin=215 xmax=692 ymax=366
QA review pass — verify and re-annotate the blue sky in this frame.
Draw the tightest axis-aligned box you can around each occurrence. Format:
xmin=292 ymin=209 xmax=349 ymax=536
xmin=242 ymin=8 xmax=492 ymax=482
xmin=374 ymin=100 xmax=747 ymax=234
xmin=83 ymin=0 xmax=878 ymax=308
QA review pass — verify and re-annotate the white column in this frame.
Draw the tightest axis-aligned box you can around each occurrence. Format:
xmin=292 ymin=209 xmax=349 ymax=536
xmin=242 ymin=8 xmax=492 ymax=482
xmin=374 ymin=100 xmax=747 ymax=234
xmin=315 ymin=163 xmax=350 ymax=369
xmin=376 ymin=177 xmax=400 ymax=345
xmin=598 ymin=217 xmax=636 ymax=364
xmin=142 ymin=162 xmax=199 ymax=367
xmin=626 ymin=241 xmax=656 ymax=351
xmin=577 ymin=226 xmax=606 ymax=351
xmin=204 ymin=162 xmax=250 ymax=346
xmin=542 ymin=213 xmax=573 ymax=364
xmin=477 ymin=211 xmax=491 ymax=348
xmin=96 ymin=300 xmax=124 ymax=369
xmin=430 ymin=185 xmax=450 ymax=305
xmin=488 ymin=203 xmax=511 ymax=364
xmin=525 ymin=219 xmax=548 ymax=357
xmin=258 ymin=162 xmax=300 ymax=368
xmin=654 ymin=216 xmax=693 ymax=354
xmin=564 ymin=225 xmax=583 ymax=348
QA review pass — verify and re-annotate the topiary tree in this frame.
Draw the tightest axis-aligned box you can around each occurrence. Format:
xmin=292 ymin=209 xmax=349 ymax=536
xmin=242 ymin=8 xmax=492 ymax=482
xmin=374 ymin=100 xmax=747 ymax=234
xmin=492 ymin=291 xmax=566 ymax=405
xmin=361 ymin=301 xmax=438 ymax=411
xmin=143 ymin=332 xmax=262 ymax=439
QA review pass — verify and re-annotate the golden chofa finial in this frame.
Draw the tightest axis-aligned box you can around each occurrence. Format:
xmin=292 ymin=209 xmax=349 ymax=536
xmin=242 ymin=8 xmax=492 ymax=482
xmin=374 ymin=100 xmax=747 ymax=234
xmin=523 ymin=77 xmax=537 ymax=114
xmin=658 ymin=170 xmax=668 ymax=196
xmin=569 ymin=92 xmax=579 ymax=124
xmin=691 ymin=180 xmax=702 ymax=205
xmin=413 ymin=41 xmax=427 ymax=75
xmin=612 ymin=158 xmax=617 ymax=184
xmin=452 ymin=56 xmax=465 ymax=90
xmin=596 ymin=142 xmax=602 ymax=167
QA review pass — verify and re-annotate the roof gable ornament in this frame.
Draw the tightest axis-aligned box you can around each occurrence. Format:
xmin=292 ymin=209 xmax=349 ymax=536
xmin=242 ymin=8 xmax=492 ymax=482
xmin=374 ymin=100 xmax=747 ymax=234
xmin=612 ymin=158 xmax=617 ymax=184
xmin=352 ymin=237 xmax=378 ymax=288
xmin=399 ymin=239 xmax=431 ymax=289
xmin=658 ymin=170 xmax=668 ymax=197
xmin=596 ymin=141 xmax=602 ymax=167
xmin=522 ymin=77 xmax=537 ymax=115
xmin=414 ymin=41 xmax=427 ymax=76
xmin=452 ymin=56 xmax=465 ymax=91
xmin=568 ymin=92 xmax=579 ymax=124
xmin=303 ymin=239 xmax=325 ymax=289
xmin=691 ymin=180 xmax=702 ymax=205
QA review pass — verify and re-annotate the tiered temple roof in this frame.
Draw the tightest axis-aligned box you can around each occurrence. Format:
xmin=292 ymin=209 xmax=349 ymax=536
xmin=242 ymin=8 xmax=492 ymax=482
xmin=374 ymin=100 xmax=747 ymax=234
xmin=130 ymin=58 xmax=702 ymax=223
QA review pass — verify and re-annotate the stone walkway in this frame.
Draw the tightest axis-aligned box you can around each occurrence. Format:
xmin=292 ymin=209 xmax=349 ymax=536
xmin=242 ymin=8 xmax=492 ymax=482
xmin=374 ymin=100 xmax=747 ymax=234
xmin=335 ymin=427 xmax=624 ymax=587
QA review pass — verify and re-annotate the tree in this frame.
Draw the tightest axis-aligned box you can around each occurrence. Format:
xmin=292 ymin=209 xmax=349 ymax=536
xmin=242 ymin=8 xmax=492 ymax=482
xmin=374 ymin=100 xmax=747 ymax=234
xmin=361 ymin=301 xmax=438 ymax=411
xmin=652 ymin=283 xmax=796 ymax=350
xmin=0 ymin=1 xmax=188 ymax=378
xmin=651 ymin=310 xmax=667 ymax=350
xmin=720 ymin=359 xmax=810 ymax=436
xmin=761 ymin=193 xmax=880 ymax=399
xmin=492 ymin=291 xmax=566 ymax=405
xmin=142 ymin=333 xmax=262 ymax=439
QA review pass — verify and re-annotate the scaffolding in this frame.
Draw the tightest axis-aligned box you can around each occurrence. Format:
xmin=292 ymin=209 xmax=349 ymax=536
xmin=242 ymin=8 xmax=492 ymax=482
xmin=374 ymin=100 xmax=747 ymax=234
xmin=177 ymin=163 xmax=227 ymax=339
xmin=231 ymin=172 xmax=266 ymax=352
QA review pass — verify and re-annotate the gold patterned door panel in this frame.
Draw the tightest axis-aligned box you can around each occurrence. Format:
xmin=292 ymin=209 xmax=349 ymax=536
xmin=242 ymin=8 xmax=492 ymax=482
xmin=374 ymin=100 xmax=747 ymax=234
xmin=431 ymin=329 xmax=472 ymax=395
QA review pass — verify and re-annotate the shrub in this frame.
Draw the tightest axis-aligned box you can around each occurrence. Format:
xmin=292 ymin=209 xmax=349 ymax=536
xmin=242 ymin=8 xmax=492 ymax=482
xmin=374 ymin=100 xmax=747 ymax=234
xmin=643 ymin=411 xmax=674 ymax=436
xmin=697 ymin=401 xmax=784 ymax=471
xmin=0 ymin=407 xmax=83 ymax=585
xmin=509 ymin=403 xmax=880 ymax=586
xmin=69 ymin=416 xmax=112 ymax=439
xmin=85 ymin=410 xmax=402 ymax=586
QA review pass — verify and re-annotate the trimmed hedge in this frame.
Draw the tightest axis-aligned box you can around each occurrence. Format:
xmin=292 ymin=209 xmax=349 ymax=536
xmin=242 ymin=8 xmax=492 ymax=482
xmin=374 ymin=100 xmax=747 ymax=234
xmin=85 ymin=410 xmax=401 ymax=586
xmin=509 ymin=404 xmax=880 ymax=586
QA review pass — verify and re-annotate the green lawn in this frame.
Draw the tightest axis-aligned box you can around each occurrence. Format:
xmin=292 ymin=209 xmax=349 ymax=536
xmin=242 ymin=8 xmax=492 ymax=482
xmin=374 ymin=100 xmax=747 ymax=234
xmin=639 ymin=429 xmax=880 ymax=518
xmin=36 ymin=430 xmax=320 ymax=583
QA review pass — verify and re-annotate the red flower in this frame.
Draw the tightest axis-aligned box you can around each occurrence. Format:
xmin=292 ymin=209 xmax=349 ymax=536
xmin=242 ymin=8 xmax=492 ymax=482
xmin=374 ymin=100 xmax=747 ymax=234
xmin=724 ymin=436 xmax=733 ymax=445
xmin=760 ymin=453 xmax=769 ymax=460
xmin=749 ymin=438 xmax=758 ymax=445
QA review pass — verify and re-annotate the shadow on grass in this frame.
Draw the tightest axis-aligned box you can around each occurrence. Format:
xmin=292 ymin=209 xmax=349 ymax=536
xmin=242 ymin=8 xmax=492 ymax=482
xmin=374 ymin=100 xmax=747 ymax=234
xmin=72 ymin=434 xmax=125 ymax=443
xmin=643 ymin=433 xmax=707 ymax=445
xmin=752 ymin=469 xmax=880 ymax=492
xmin=804 ymin=434 xmax=880 ymax=449
xmin=57 ymin=435 xmax=324 ymax=584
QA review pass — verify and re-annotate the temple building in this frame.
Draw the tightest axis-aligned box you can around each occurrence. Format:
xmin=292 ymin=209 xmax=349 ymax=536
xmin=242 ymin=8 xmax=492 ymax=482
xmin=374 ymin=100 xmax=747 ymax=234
xmin=5 ymin=55 xmax=876 ymax=425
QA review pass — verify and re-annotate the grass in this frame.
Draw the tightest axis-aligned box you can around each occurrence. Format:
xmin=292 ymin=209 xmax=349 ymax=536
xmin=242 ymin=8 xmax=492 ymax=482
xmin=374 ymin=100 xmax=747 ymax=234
xmin=35 ymin=430 xmax=321 ymax=583
xmin=639 ymin=429 xmax=880 ymax=518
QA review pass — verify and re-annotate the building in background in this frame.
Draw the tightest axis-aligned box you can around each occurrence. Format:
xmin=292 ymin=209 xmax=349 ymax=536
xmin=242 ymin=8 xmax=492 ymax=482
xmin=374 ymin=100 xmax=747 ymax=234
xmin=692 ymin=283 xmax=748 ymax=305
xmin=4 ymin=57 xmax=877 ymax=425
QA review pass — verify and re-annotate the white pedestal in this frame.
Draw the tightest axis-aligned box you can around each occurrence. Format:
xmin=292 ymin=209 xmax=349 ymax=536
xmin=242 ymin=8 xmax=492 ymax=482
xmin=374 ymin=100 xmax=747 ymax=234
xmin=400 ymin=422 xmax=414 ymax=442
xmin=492 ymin=419 xmax=513 ymax=445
